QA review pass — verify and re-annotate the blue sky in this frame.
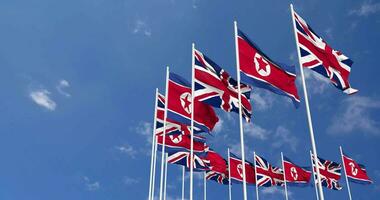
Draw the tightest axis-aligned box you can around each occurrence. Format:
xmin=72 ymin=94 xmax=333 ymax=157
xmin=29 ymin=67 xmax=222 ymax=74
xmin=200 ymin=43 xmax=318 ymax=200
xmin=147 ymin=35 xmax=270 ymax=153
xmin=1 ymin=0 xmax=380 ymax=199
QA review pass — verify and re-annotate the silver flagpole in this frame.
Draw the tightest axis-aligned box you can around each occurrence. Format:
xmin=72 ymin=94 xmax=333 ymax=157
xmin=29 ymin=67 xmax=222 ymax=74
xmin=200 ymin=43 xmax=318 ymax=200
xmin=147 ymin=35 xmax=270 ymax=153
xmin=190 ymin=43 xmax=195 ymax=200
xmin=234 ymin=20 xmax=248 ymax=200
xmin=290 ymin=4 xmax=325 ymax=200
xmin=228 ymin=148 xmax=232 ymax=200
xmin=340 ymin=146 xmax=353 ymax=200
xmin=149 ymin=89 xmax=159 ymax=200
xmin=281 ymin=152 xmax=289 ymax=200
xmin=159 ymin=67 xmax=170 ymax=200
xmin=310 ymin=151 xmax=320 ymax=200
xmin=204 ymin=171 xmax=207 ymax=200
xmin=151 ymin=133 xmax=158 ymax=200
xmin=254 ymin=152 xmax=259 ymax=200
xmin=163 ymin=153 xmax=168 ymax=200
xmin=182 ymin=166 xmax=185 ymax=200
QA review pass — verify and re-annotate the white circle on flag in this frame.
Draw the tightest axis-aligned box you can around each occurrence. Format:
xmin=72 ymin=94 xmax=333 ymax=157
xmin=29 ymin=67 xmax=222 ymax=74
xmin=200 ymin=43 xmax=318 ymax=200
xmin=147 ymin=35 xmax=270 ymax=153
xmin=254 ymin=53 xmax=271 ymax=77
xmin=169 ymin=135 xmax=182 ymax=144
xmin=290 ymin=167 xmax=298 ymax=180
xmin=180 ymin=92 xmax=192 ymax=114
xmin=349 ymin=162 xmax=358 ymax=176
xmin=237 ymin=164 xmax=244 ymax=178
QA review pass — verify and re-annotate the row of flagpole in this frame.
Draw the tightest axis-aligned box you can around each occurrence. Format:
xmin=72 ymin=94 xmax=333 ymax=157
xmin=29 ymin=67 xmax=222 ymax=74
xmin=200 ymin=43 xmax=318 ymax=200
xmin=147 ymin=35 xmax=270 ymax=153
xmin=147 ymin=4 xmax=362 ymax=200
xmin=150 ymin=136 xmax=363 ymax=200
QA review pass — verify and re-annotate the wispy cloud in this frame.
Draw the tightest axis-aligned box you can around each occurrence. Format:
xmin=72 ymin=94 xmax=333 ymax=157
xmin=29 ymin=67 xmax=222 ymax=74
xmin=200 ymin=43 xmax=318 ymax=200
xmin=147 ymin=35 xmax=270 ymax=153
xmin=244 ymin=122 xmax=270 ymax=140
xmin=328 ymin=96 xmax=380 ymax=136
xmin=261 ymin=187 xmax=291 ymax=199
xmin=250 ymin=90 xmax=276 ymax=111
xmin=228 ymin=142 xmax=251 ymax=157
xmin=272 ymin=126 xmax=299 ymax=152
xmin=29 ymin=89 xmax=57 ymax=111
xmin=123 ymin=176 xmax=139 ymax=185
xmin=349 ymin=1 xmax=380 ymax=16
xmin=132 ymin=19 xmax=152 ymax=37
xmin=56 ymin=79 xmax=71 ymax=97
xmin=136 ymin=121 xmax=153 ymax=143
xmin=115 ymin=144 xmax=137 ymax=158
xmin=303 ymin=69 xmax=331 ymax=94
xmin=83 ymin=176 xmax=100 ymax=191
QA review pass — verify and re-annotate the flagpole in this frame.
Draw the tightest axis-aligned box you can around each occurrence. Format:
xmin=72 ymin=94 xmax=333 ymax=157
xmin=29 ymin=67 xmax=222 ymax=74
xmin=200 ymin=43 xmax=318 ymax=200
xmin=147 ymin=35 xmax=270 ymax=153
xmin=204 ymin=171 xmax=207 ymax=200
xmin=254 ymin=152 xmax=259 ymax=200
xmin=290 ymin=4 xmax=325 ymax=200
xmin=164 ymin=153 xmax=168 ymax=200
xmin=340 ymin=146 xmax=353 ymax=200
xmin=152 ymin=133 xmax=158 ymax=200
xmin=228 ymin=148 xmax=232 ymax=200
xmin=310 ymin=150 xmax=320 ymax=200
xmin=159 ymin=67 xmax=170 ymax=200
xmin=281 ymin=152 xmax=289 ymax=200
xmin=234 ymin=20 xmax=248 ymax=200
xmin=182 ymin=166 xmax=185 ymax=200
xmin=253 ymin=151 xmax=259 ymax=200
xmin=190 ymin=43 xmax=195 ymax=200
xmin=148 ymin=89 xmax=159 ymax=200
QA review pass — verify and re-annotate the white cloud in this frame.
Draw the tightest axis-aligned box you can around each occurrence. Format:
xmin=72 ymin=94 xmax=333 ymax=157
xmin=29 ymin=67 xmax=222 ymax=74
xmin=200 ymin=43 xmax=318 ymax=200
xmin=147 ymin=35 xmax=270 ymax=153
xmin=244 ymin=122 xmax=270 ymax=140
xmin=83 ymin=176 xmax=100 ymax=191
xmin=136 ymin=121 xmax=153 ymax=143
xmin=328 ymin=96 xmax=380 ymax=135
xmin=303 ymin=69 xmax=330 ymax=94
xmin=115 ymin=144 xmax=137 ymax=158
xmin=29 ymin=89 xmax=57 ymax=111
xmin=250 ymin=90 xmax=275 ymax=111
xmin=272 ymin=126 xmax=299 ymax=152
xmin=228 ymin=141 xmax=251 ymax=157
xmin=261 ymin=187 xmax=292 ymax=199
xmin=349 ymin=1 xmax=380 ymax=16
xmin=56 ymin=79 xmax=71 ymax=97
xmin=132 ymin=19 xmax=152 ymax=37
xmin=123 ymin=176 xmax=139 ymax=185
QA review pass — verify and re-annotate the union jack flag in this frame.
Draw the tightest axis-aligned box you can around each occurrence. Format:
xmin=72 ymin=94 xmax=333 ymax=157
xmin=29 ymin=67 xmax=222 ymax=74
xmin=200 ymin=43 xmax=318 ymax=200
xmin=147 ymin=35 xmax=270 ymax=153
xmin=311 ymin=154 xmax=343 ymax=190
xmin=293 ymin=9 xmax=358 ymax=94
xmin=194 ymin=48 xmax=252 ymax=121
xmin=167 ymin=150 xmax=209 ymax=171
xmin=205 ymin=170 xmax=229 ymax=185
xmin=254 ymin=154 xmax=284 ymax=187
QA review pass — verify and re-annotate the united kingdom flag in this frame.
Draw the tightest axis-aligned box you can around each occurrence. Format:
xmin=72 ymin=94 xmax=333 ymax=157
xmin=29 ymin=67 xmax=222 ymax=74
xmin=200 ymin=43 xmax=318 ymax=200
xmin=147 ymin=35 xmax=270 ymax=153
xmin=311 ymin=154 xmax=343 ymax=190
xmin=254 ymin=154 xmax=284 ymax=187
xmin=194 ymin=48 xmax=252 ymax=121
xmin=204 ymin=149 xmax=229 ymax=185
xmin=167 ymin=150 xmax=209 ymax=171
xmin=205 ymin=170 xmax=229 ymax=185
xmin=293 ymin=9 xmax=358 ymax=94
